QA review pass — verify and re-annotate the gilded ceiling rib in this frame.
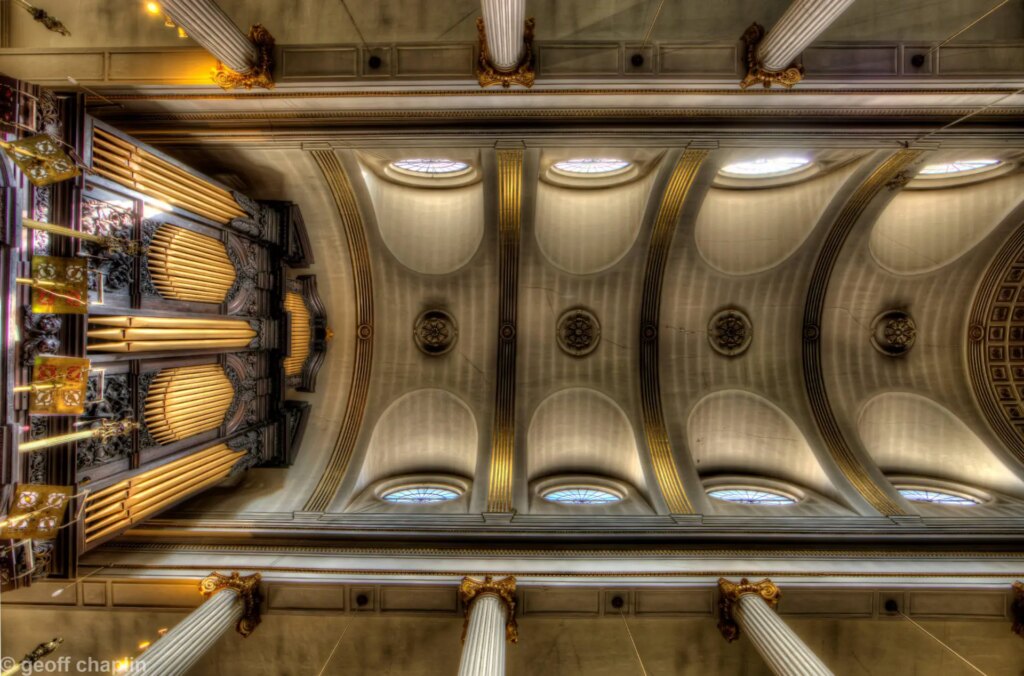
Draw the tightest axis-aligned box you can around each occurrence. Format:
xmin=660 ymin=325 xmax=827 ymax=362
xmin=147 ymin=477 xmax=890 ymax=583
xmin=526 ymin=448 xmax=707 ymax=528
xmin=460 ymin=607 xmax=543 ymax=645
xmin=801 ymin=149 xmax=921 ymax=516
xmin=303 ymin=150 xmax=374 ymax=513
xmin=486 ymin=149 xmax=524 ymax=513
xmin=638 ymin=150 xmax=707 ymax=515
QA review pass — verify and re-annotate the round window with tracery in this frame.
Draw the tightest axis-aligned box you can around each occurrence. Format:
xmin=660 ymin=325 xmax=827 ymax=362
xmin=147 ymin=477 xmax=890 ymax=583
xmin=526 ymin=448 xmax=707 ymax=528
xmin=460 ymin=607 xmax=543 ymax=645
xmin=390 ymin=159 xmax=471 ymax=176
xmin=916 ymin=159 xmax=1000 ymax=177
xmin=552 ymin=159 xmax=632 ymax=176
xmin=719 ymin=157 xmax=811 ymax=178
xmin=708 ymin=488 xmax=796 ymax=505
xmin=382 ymin=486 xmax=461 ymax=503
xmin=543 ymin=487 xmax=622 ymax=504
xmin=897 ymin=488 xmax=978 ymax=506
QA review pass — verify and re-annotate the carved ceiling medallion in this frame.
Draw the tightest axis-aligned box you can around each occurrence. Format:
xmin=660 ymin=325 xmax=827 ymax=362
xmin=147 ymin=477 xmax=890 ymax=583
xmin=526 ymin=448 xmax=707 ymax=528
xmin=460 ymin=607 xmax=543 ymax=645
xmin=708 ymin=308 xmax=753 ymax=357
xmin=414 ymin=309 xmax=458 ymax=356
xmin=557 ymin=308 xmax=600 ymax=357
xmin=871 ymin=309 xmax=917 ymax=356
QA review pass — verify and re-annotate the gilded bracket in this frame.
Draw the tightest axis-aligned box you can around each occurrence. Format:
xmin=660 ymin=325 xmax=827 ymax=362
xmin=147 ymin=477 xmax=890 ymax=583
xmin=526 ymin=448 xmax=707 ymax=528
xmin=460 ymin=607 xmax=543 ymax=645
xmin=460 ymin=575 xmax=518 ymax=643
xmin=739 ymin=23 xmax=804 ymax=89
xmin=475 ymin=17 xmax=535 ymax=89
xmin=212 ymin=24 xmax=275 ymax=91
xmin=199 ymin=571 xmax=262 ymax=637
xmin=1013 ymin=581 xmax=1024 ymax=639
xmin=717 ymin=577 xmax=781 ymax=642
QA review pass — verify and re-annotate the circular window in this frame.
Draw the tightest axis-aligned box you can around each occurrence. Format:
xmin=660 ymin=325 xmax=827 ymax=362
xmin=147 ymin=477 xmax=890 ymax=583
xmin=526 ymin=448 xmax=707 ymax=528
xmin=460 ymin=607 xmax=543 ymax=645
xmin=719 ymin=157 xmax=811 ymax=178
xmin=543 ymin=487 xmax=622 ymax=504
xmin=916 ymin=159 xmax=1000 ymax=177
xmin=382 ymin=486 xmax=461 ymax=503
xmin=897 ymin=488 xmax=978 ymax=506
xmin=552 ymin=159 xmax=632 ymax=176
xmin=708 ymin=488 xmax=796 ymax=505
xmin=390 ymin=159 xmax=471 ymax=176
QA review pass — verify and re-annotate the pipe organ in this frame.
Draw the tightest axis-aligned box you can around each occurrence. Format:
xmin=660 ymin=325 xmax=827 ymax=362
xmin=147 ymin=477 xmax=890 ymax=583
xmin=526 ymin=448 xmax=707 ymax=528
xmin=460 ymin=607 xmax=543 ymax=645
xmin=0 ymin=78 xmax=323 ymax=586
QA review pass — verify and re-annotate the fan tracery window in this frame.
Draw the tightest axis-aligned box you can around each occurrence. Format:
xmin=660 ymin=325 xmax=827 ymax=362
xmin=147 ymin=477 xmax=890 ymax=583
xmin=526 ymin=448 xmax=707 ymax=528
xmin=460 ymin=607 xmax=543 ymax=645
xmin=543 ymin=487 xmax=622 ymax=504
xmin=917 ymin=159 xmax=1000 ymax=176
xmin=390 ymin=159 xmax=470 ymax=175
xmin=719 ymin=157 xmax=811 ymax=177
xmin=381 ymin=486 xmax=461 ymax=503
xmin=708 ymin=488 xmax=796 ymax=505
xmin=551 ymin=159 xmax=632 ymax=176
xmin=897 ymin=488 xmax=978 ymax=505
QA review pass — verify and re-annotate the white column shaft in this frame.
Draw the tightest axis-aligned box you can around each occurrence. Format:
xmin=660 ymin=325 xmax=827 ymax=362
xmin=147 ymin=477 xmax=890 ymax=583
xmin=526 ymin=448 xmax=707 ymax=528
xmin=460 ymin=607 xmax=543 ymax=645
xmin=458 ymin=593 xmax=507 ymax=676
xmin=735 ymin=593 xmax=833 ymax=676
xmin=758 ymin=0 xmax=855 ymax=71
xmin=135 ymin=588 xmax=243 ymax=676
xmin=161 ymin=0 xmax=257 ymax=73
xmin=481 ymin=0 xmax=525 ymax=70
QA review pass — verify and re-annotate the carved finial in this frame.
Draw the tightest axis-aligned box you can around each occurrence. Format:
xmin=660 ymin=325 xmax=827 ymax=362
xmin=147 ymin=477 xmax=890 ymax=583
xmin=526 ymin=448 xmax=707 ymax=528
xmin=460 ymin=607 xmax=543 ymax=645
xmin=199 ymin=572 xmax=262 ymax=637
xmin=717 ymin=577 xmax=781 ymax=642
xmin=460 ymin=575 xmax=518 ymax=643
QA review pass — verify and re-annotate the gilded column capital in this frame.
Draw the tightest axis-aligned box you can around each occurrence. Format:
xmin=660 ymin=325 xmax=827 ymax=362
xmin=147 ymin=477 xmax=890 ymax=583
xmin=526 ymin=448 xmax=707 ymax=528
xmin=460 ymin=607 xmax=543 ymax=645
xmin=460 ymin=575 xmax=518 ymax=643
xmin=1012 ymin=581 xmax=1024 ymax=639
xmin=739 ymin=23 xmax=804 ymax=89
xmin=475 ymin=17 xmax=535 ymax=89
xmin=212 ymin=24 xmax=275 ymax=90
xmin=199 ymin=571 xmax=262 ymax=637
xmin=717 ymin=577 xmax=781 ymax=642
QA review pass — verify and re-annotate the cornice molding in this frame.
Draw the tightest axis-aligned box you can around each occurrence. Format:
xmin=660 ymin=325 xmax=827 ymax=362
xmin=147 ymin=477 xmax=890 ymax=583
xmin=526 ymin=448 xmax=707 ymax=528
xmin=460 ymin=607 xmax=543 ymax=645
xmin=801 ymin=150 xmax=921 ymax=516
xmin=302 ymin=150 xmax=374 ymax=512
xmin=638 ymin=150 xmax=707 ymax=514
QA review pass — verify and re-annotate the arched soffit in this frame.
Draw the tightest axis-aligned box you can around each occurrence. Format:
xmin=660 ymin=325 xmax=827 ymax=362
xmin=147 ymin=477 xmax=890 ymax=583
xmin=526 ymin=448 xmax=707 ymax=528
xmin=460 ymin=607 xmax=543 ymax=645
xmin=360 ymin=157 xmax=484 ymax=274
xmin=695 ymin=158 xmax=861 ymax=275
xmin=534 ymin=168 xmax=656 ymax=274
xmin=858 ymin=392 xmax=1024 ymax=498
xmin=687 ymin=390 xmax=835 ymax=500
xmin=870 ymin=171 xmax=1024 ymax=275
xmin=354 ymin=389 xmax=479 ymax=496
xmin=526 ymin=388 xmax=646 ymax=493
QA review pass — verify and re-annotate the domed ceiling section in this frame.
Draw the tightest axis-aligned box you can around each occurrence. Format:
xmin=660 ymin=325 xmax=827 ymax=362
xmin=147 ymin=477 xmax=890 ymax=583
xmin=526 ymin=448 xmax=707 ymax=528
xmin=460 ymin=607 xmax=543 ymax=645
xmin=870 ymin=154 xmax=1024 ymax=275
xmin=687 ymin=390 xmax=842 ymax=508
xmin=695 ymin=151 xmax=863 ymax=275
xmin=857 ymin=392 xmax=1024 ymax=498
xmin=348 ymin=389 xmax=478 ymax=510
xmin=534 ymin=150 xmax=662 ymax=274
xmin=526 ymin=388 xmax=647 ymax=497
xmin=359 ymin=151 xmax=484 ymax=275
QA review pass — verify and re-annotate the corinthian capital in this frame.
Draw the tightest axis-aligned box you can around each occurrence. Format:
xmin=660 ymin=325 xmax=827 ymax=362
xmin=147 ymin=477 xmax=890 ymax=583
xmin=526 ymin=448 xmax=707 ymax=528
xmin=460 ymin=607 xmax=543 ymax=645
xmin=717 ymin=577 xmax=782 ymax=642
xmin=460 ymin=575 xmax=518 ymax=643
xmin=199 ymin=571 xmax=262 ymax=637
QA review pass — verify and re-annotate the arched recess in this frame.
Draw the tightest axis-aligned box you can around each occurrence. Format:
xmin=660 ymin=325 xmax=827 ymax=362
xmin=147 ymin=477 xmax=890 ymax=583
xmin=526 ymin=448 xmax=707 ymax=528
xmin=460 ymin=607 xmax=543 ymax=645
xmin=360 ymin=160 xmax=484 ymax=275
xmin=534 ymin=170 xmax=655 ymax=274
xmin=858 ymin=392 xmax=1024 ymax=500
xmin=870 ymin=172 xmax=1024 ymax=275
xmin=347 ymin=389 xmax=478 ymax=512
xmin=695 ymin=160 xmax=860 ymax=275
xmin=687 ymin=390 xmax=846 ymax=512
xmin=526 ymin=388 xmax=649 ymax=509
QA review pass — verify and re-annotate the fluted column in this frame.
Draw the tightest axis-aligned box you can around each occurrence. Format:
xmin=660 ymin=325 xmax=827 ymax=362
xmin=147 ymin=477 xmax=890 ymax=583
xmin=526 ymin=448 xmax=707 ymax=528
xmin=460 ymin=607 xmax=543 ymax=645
xmin=740 ymin=0 xmax=855 ymax=88
xmin=160 ymin=0 xmax=257 ymax=72
xmin=135 ymin=572 xmax=261 ymax=676
xmin=718 ymin=578 xmax=833 ymax=676
xmin=759 ymin=0 xmax=855 ymax=71
xmin=458 ymin=576 xmax=517 ymax=676
xmin=480 ymin=0 xmax=525 ymax=70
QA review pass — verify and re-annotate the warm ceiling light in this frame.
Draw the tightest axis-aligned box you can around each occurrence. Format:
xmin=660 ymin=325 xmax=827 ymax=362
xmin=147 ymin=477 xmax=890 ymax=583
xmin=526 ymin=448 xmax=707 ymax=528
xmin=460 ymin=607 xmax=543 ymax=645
xmin=144 ymin=2 xmax=160 ymax=15
xmin=390 ymin=159 xmax=470 ymax=175
xmin=137 ymin=641 xmax=151 ymax=650
xmin=719 ymin=157 xmax=811 ymax=178
xmin=552 ymin=158 xmax=632 ymax=175
xmin=176 ymin=26 xmax=188 ymax=38
xmin=917 ymin=159 xmax=1000 ymax=176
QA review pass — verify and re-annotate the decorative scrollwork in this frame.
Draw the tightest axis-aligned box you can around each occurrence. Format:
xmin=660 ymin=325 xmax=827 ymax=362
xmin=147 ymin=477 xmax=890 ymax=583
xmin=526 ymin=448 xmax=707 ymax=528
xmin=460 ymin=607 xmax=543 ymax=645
xmin=227 ymin=428 xmax=264 ymax=475
xmin=225 ymin=235 xmax=260 ymax=316
xmin=229 ymin=191 xmax=266 ymax=239
xmin=739 ymin=23 xmax=804 ymax=89
xmin=460 ymin=576 xmax=518 ymax=644
xmin=21 ymin=308 xmax=60 ymax=366
xmin=139 ymin=220 xmax=159 ymax=296
xmin=76 ymin=374 xmax=134 ymax=471
xmin=136 ymin=372 xmax=157 ymax=449
xmin=871 ymin=309 xmax=917 ymax=356
xmin=717 ymin=577 xmax=781 ymax=642
xmin=413 ymin=309 xmax=458 ymax=356
xmin=224 ymin=352 xmax=258 ymax=431
xmin=81 ymin=197 xmax=136 ymax=291
xmin=556 ymin=308 xmax=600 ymax=357
xmin=708 ymin=308 xmax=753 ymax=357
xmin=199 ymin=571 xmax=262 ymax=637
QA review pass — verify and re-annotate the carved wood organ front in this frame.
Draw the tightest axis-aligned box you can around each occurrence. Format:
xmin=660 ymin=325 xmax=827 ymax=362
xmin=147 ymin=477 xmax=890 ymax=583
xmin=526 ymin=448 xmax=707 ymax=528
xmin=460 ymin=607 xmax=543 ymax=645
xmin=0 ymin=78 xmax=325 ymax=589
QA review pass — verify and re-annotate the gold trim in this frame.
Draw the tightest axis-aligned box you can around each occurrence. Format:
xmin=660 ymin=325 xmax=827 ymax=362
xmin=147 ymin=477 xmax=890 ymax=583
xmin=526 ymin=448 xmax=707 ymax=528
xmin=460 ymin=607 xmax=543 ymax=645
xmin=801 ymin=150 xmax=922 ymax=516
xmin=487 ymin=149 xmax=524 ymax=513
xmin=638 ymin=150 xmax=707 ymax=514
xmin=200 ymin=571 xmax=262 ymax=636
xmin=476 ymin=17 xmax=535 ymax=89
xmin=212 ymin=24 xmax=275 ymax=91
xmin=717 ymin=577 xmax=781 ymax=642
xmin=739 ymin=23 xmax=803 ymax=90
xmin=460 ymin=576 xmax=518 ymax=643
xmin=303 ymin=150 xmax=373 ymax=512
